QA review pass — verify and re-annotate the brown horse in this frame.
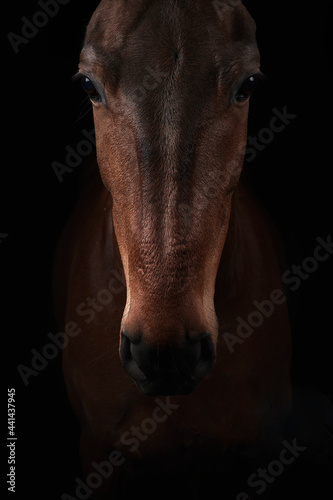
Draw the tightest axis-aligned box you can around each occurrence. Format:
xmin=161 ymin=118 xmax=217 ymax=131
xmin=54 ymin=0 xmax=292 ymax=497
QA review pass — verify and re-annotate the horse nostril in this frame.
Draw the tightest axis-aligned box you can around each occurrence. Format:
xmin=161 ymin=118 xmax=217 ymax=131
xmin=180 ymin=338 xmax=201 ymax=369
xmin=120 ymin=332 xmax=130 ymax=363
xmin=120 ymin=332 xmax=146 ymax=381
xmin=193 ymin=334 xmax=216 ymax=380
xmin=119 ymin=331 xmax=215 ymax=395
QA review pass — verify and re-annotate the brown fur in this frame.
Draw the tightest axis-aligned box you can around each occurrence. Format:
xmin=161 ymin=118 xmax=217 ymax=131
xmin=54 ymin=1 xmax=291 ymax=497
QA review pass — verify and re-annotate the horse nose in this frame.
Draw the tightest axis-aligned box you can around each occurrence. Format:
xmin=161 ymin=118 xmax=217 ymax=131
xmin=120 ymin=332 xmax=215 ymax=396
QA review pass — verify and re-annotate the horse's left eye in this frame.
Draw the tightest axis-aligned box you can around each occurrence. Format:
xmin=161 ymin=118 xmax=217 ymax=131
xmin=81 ymin=76 xmax=101 ymax=103
xmin=235 ymin=75 xmax=259 ymax=102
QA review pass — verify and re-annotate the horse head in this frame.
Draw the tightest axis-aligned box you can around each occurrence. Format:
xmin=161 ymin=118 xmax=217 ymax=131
xmin=78 ymin=0 xmax=260 ymax=395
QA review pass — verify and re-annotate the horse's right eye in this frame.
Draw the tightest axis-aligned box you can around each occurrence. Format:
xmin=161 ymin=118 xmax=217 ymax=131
xmin=81 ymin=76 xmax=101 ymax=103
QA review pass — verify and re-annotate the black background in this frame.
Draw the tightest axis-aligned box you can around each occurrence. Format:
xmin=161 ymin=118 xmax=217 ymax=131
xmin=3 ymin=1 xmax=332 ymax=499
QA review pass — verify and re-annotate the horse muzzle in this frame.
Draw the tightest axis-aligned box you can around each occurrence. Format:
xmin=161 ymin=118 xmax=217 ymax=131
xmin=120 ymin=331 xmax=215 ymax=396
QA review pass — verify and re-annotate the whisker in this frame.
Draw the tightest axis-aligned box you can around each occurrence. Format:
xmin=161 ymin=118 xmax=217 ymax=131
xmin=75 ymin=96 xmax=93 ymax=123
xmin=85 ymin=340 xmax=120 ymax=367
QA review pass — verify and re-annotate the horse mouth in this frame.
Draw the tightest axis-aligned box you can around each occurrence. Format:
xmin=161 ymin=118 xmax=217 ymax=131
xmin=120 ymin=333 xmax=216 ymax=397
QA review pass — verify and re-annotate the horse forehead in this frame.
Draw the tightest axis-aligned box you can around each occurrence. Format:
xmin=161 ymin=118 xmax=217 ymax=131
xmin=84 ymin=0 xmax=256 ymax=59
